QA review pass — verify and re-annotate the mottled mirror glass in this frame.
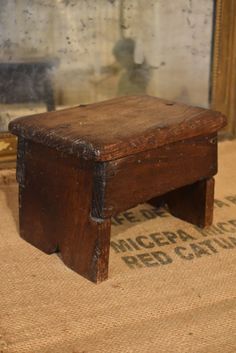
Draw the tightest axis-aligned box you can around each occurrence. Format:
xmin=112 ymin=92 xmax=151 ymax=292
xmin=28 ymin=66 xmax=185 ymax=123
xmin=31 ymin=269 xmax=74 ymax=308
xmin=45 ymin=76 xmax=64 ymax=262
xmin=0 ymin=0 xmax=213 ymax=131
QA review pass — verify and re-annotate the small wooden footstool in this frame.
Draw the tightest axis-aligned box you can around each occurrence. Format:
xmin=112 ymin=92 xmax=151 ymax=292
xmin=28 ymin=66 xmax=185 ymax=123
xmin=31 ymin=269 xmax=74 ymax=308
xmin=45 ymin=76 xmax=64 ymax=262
xmin=9 ymin=96 xmax=226 ymax=283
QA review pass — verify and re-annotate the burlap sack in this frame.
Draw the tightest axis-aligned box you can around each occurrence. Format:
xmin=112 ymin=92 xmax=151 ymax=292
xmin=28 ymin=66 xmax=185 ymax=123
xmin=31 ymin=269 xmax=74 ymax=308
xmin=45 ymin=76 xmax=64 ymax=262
xmin=1 ymin=141 xmax=236 ymax=353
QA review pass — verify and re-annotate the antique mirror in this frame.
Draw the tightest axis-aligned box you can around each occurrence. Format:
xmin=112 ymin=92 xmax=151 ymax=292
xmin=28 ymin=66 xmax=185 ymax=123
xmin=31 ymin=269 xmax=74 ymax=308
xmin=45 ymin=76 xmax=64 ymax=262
xmin=0 ymin=0 xmax=235 ymax=166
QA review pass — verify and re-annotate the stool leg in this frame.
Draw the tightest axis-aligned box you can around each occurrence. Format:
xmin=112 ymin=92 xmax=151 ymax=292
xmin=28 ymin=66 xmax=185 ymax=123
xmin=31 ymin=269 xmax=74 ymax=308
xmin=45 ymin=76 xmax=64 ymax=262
xmin=165 ymin=178 xmax=215 ymax=228
xmin=60 ymin=216 xmax=111 ymax=283
xmin=148 ymin=195 xmax=166 ymax=208
xmin=19 ymin=185 xmax=60 ymax=254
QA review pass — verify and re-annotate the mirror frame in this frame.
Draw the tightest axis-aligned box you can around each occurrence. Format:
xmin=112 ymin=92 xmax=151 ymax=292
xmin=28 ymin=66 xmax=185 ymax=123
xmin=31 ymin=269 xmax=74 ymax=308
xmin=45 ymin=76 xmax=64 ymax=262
xmin=0 ymin=0 xmax=235 ymax=166
xmin=211 ymin=0 xmax=236 ymax=139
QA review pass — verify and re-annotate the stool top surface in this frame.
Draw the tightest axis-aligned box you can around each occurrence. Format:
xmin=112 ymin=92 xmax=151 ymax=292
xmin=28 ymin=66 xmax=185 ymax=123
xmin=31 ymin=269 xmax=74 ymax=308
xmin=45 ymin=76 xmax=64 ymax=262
xmin=9 ymin=95 xmax=226 ymax=161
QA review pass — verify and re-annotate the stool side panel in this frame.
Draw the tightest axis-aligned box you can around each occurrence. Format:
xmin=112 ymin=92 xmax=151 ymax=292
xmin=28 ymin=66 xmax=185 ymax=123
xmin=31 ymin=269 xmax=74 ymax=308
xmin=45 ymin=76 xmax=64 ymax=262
xmin=18 ymin=140 xmax=91 ymax=250
xmin=100 ymin=134 xmax=217 ymax=217
xmin=18 ymin=140 xmax=110 ymax=282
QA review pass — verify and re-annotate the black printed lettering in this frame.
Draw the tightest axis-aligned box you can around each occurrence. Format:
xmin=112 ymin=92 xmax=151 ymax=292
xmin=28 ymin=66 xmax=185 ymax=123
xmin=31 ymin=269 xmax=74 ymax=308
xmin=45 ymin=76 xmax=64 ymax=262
xmin=112 ymin=214 xmax=125 ymax=225
xmin=190 ymin=243 xmax=211 ymax=257
xmin=150 ymin=233 xmax=169 ymax=246
xmin=136 ymin=236 xmax=155 ymax=249
xmin=151 ymin=251 xmax=173 ymax=265
xmin=225 ymin=195 xmax=236 ymax=205
xmin=140 ymin=209 xmax=156 ymax=220
xmin=162 ymin=232 xmax=178 ymax=244
xmin=110 ymin=239 xmax=133 ymax=253
xmin=199 ymin=239 xmax=218 ymax=253
xmin=127 ymin=238 xmax=141 ymax=250
xmin=152 ymin=208 xmax=168 ymax=218
xmin=137 ymin=253 xmax=159 ymax=267
xmin=174 ymin=246 xmax=194 ymax=260
xmin=214 ymin=237 xmax=234 ymax=249
xmin=228 ymin=219 xmax=236 ymax=228
xmin=178 ymin=230 xmax=195 ymax=242
xmin=121 ymin=256 xmax=142 ymax=269
xmin=214 ymin=199 xmax=230 ymax=208
xmin=228 ymin=236 xmax=236 ymax=247
xmin=217 ymin=222 xmax=236 ymax=233
xmin=123 ymin=211 xmax=140 ymax=223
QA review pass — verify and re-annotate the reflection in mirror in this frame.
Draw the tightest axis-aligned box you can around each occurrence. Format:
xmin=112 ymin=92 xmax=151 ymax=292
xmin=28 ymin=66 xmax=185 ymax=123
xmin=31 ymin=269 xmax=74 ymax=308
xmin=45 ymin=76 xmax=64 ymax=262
xmin=0 ymin=0 xmax=213 ymax=132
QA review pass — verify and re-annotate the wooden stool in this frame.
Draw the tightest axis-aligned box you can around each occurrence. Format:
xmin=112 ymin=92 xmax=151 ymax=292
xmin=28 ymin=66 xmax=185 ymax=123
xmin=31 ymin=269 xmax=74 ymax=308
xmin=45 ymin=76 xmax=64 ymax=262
xmin=9 ymin=96 xmax=226 ymax=283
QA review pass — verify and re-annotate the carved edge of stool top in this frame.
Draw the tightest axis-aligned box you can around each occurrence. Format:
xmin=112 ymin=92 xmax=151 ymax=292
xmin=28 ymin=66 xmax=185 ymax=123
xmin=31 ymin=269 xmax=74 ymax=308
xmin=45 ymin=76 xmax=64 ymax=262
xmin=9 ymin=95 xmax=227 ymax=161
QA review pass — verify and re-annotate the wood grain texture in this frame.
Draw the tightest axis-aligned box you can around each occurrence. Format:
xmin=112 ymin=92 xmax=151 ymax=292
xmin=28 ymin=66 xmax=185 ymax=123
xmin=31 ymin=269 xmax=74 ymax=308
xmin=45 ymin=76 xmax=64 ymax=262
xmin=9 ymin=95 xmax=226 ymax=161
xmin=164 ymin=178 xmax=215 ymax=228
xmin=19 ymin=140 xmax=111 ymax=283
xmin=92 ymin=134 xmax=217 ymax=218
xmin=13 ymin=96 xmax=225 ymax=282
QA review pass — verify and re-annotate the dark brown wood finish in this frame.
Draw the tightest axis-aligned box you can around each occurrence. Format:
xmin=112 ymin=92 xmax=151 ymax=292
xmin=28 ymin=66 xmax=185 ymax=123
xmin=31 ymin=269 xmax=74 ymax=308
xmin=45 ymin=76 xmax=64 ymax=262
xmin=9 ymin=96 xmax=226 ymax=283
xmin=165 ymin=178 xmax=215 ymax=227
xmin=18 ymin=140 xmax=110 ymax=283
xmin=9 ymin=95 xmax=226 ymax=161
xmin=94 ymin=134 xmax=217 ymax=218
